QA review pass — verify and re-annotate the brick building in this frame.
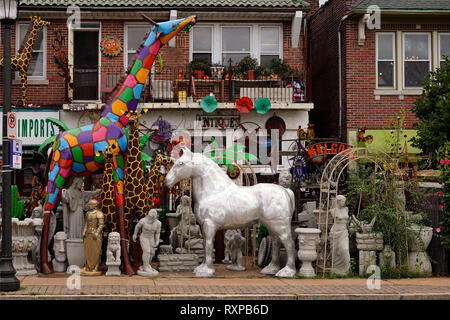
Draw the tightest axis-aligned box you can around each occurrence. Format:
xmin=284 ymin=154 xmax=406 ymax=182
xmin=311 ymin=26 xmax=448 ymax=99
xmin=309 ymin=0 xmax=450 ymax=147
xmin=0 ymin=0 xmax=319 ymax=195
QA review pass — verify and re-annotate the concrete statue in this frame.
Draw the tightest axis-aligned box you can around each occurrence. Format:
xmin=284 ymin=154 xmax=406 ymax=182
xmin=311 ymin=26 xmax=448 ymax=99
xmin=81 ymin=199 xmax=104 ymax=276
xmin=165 ymin=147 xmax=297 ymax=278
xmin=329 ymin=195 xmax=350 ymax=276
xmin=224 ymin=229 xmax=246 ymax=271
xmin=52 ymin=231 xmax=68 ymax=272
xmin=133 ymin=209 xmax=161 ymax=277
xmin=106 ymin=232 xmax=121 ymax=276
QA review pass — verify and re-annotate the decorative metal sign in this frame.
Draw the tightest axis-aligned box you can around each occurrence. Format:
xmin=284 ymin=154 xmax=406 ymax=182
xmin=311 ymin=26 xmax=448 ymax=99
xmin=306 ymin=142 xmax=353 ymax=161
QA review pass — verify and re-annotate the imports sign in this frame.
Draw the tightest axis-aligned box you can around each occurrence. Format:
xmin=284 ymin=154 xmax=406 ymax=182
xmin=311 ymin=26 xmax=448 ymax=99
xmin=0 ymin=110 xmax=60 ymax=146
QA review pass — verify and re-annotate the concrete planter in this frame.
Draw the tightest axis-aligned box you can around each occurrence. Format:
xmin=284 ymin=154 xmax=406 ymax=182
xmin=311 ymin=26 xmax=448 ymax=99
xmin=66 ymin=238 xmax=85 ymax=269
xmin=295 ymin=228 xmax=321 ymax=278
xmin=407 ymin=225 xmax=433 ymax=275
xmin=11 ymin=218 xmax=42 ymax=276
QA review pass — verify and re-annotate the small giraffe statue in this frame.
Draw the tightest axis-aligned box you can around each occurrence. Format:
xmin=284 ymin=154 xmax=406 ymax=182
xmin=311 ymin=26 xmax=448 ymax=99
xmin=99 ymin=144 xmax=118 ymax=233
xmin=148 ymin=151 xmax=173 ymax=207
xmin=123 ymin=110 xmax=151 ymax=236
xmin=0 ymin=16 xmax=51 ymax=106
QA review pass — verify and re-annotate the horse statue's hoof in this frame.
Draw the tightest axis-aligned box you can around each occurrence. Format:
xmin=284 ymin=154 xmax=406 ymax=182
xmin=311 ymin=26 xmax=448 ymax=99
xmin=260 ymin=263 xmax=281 ymax=275
xmin=194 ymin=264 xmax=215 ymax=277
xmin=275 ymin=266 xmax=296 ymax=278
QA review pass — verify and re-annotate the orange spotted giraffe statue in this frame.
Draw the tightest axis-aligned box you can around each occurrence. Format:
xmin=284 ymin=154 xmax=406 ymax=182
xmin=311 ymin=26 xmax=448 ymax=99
xmin=99 ymin=144 xmax=118 ymax=233
xmin=0 ymin=16 xmax=50 ymax=106
xmin=147 ymin=151 xmax=173 ymax=207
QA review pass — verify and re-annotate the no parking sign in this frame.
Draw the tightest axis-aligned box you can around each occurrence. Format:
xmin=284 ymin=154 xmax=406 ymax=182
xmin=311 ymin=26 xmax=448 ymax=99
xmin=7 ymin=112 xmax=18 ymax=139
xmin=10 ymin=139 xmax=22 ymax=170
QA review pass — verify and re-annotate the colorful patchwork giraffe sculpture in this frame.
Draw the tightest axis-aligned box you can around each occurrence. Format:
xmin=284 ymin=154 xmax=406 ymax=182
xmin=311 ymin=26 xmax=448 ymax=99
xmin=40 ymin=14 xmax=197 ymax=275
xmin=0 ymin=16 xmax=50 ymax=106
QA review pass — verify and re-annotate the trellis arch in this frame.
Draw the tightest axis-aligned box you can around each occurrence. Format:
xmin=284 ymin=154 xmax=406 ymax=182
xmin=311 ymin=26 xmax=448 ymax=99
xmin=316 ymin=147 xmax=404 ymax=276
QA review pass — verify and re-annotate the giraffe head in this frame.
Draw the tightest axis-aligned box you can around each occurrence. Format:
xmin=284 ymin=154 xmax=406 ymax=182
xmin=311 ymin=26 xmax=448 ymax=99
xmin=141 ymin=14 xmax=197 ymax=45
xmin=30 ymin=16 xmax=51 ymax=29
xmin=126 ymin=108 xmax=148 ymax=128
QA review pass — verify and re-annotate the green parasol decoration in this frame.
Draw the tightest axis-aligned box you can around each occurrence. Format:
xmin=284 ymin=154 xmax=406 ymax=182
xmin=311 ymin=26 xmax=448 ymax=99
xmin=254 ymin=97 xmax=271 ymax=114
xmin=200 ymin=95 xmax=218 ymax=113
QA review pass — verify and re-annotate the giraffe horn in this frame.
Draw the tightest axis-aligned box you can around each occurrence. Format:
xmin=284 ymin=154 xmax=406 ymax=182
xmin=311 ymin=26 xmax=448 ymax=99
xmin=141 ymin=14 xmax=159 ymax=27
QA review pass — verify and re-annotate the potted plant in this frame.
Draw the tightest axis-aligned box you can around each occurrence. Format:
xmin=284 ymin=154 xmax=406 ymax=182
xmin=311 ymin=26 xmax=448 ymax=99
xmin=236 ymin=56 xmax=258 ymax=80
xmin=256 ymin=65 xmax=273 ymax=80
xmin=187 ymin=57 xmax=211 ymax=79
xmin=269 ymin=57 xmax=294 ymax=81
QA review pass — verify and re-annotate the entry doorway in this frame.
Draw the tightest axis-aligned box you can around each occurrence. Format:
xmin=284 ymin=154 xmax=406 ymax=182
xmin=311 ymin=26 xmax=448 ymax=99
xmin=73 ymin=30 xmax=99 ymax=101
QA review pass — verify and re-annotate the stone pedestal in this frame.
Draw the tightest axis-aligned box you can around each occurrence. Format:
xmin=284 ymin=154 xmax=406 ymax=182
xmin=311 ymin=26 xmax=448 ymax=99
xmin=11 ymin=218 xmax=42 ymax=276
xmin=66 ymin=238 xmax=85 ymax=269
xmin=157 ymin=254 xmax=199 ymax=272
xmin=356 ymin=232 xmax=383 ymax=276
xmin=295 ymin=228 xmax=321 ymax=278
xmin=407 ymin=225 xmax=433 ymax=275
xmin=105 ymin=261 xmax=121 ymax=276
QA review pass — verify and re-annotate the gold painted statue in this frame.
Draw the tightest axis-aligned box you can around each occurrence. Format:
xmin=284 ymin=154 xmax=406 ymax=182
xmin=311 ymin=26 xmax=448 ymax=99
xmin=81 ymin=199 xmax=104 ymax=276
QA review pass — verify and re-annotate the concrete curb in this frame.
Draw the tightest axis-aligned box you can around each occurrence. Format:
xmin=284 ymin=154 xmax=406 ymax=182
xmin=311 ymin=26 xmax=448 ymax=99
xmin=1 ymin=293 xmax=449 ymax=300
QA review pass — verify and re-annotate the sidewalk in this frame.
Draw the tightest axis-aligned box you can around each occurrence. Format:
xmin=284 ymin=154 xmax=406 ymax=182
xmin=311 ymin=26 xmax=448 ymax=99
xmin=1 ymin=264 xmax=450 ymax=300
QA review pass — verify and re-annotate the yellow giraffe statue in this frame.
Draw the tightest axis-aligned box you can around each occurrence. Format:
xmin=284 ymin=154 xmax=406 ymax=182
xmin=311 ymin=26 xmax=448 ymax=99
xmin=0 ymin=16 xmax=50 ymax=106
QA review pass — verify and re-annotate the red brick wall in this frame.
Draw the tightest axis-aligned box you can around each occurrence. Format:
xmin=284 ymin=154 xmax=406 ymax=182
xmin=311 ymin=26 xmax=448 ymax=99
xmin=0 ymin=19 xmax=69 ymax=106
xmin=344 ymin=22 xmax=450 ymax=133
xmin=1 ymin=15 xmax=307 ymax=107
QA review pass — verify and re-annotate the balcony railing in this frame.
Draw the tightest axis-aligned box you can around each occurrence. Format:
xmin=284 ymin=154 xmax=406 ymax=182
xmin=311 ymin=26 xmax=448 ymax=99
xmin=98 ymin=65 xmax=308 ymax=106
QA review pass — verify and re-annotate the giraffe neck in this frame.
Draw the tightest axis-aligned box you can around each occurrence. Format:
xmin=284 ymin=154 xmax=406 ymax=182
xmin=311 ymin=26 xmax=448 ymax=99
xmin=102 ymin=29 xmax=163 ymax=126
xmin=18 ymin=22 xmax=40 ymax=57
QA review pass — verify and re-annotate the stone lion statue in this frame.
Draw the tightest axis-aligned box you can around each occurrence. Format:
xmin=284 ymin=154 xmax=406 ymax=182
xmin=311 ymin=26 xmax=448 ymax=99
xmin=106 ymin=232 xmax=121 ymax=263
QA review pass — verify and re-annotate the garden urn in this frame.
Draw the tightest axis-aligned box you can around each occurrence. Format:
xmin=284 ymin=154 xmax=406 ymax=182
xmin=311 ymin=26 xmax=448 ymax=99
xmin=295 ymin=228 xmax=321 ymax=278
xmin=11 ymin=218 xmax=42 ymax=275
xmin=407 ymin=225 xmax=433 ymax=275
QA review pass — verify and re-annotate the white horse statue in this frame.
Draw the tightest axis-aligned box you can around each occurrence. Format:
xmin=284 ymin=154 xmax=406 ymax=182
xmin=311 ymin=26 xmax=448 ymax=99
xmin=165 ymin=147 xmax=297 ymax=278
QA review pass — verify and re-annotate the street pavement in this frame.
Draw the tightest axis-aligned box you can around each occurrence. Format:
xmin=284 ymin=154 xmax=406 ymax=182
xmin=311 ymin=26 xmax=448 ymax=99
xmin=1 ymin=263 xmax=450 ymax=300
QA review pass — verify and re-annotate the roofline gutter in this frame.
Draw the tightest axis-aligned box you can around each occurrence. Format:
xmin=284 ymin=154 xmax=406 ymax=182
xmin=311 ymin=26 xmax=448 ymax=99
xmin=348 ymin=8 xmax=450 ymax=16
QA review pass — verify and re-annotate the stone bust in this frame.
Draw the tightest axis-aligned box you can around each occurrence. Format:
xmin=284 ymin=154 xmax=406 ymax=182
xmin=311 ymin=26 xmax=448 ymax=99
xmin=52 ymin=231 xmax=67 ymax=272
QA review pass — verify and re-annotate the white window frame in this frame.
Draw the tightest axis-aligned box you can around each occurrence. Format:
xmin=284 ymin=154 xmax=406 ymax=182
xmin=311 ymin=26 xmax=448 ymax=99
xmin=376 ymin=32 xmax=396 ymax=89
xmin=259 ymin=25 xmax=283 ymax=66
xmin=439 ymin=32 xmax=450 ymax=66
xmin=402 ymin=32 xmax=431 ymax=89
xmin=190 ymin=23 xmax=283 ymax=65
xmin=15 ymin=22 xmax=47 ymax=80
xmin=124 ymin=23 xmax=152 ymax=69
xmin=190 ymin=24 xmax=214 ymax=62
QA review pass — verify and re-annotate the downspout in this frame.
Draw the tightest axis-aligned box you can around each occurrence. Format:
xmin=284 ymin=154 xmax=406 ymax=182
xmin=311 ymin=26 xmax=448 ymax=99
xmin=337 ymin=15 xmax=348 ymax=141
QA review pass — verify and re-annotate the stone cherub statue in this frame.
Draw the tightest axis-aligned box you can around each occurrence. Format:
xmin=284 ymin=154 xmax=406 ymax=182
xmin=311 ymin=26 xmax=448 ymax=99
xmin=328 ymin=195 xmax=350 ymax=276
xmin=52 ymin=231 xmax=67 ymax=272
xmin=133 ymin=209 xmax=161 ymax=277
xmin=105 ymin=232 xmax=121 ymax=276
xmin=81 ymin=199 xmax=104 ymax=276
xmin=225 ymin=229 xmax=246 ymax=271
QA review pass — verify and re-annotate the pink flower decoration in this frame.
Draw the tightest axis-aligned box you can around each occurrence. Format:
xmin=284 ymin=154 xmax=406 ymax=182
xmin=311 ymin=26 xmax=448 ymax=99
xmin=441 ymin=159 xmax=445 ymax=164
xmin=446 ymin=159 xmax=450 ymax=164
xmin=441 ymin=204 xmax=445 ymax=208
xmin=436 ymin=228 xmax=441 ymax=233
xmin=443 ymin=183 xmax=446 ymax=186
xmin=438 ymin=191 xmax=443 ymax=197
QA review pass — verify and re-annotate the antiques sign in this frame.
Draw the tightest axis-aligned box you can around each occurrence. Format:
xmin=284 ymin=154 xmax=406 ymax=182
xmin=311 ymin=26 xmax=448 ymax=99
xmin=196 ymin=114 xmax=241 ymax=129
xmin=306 ymin=142 xmax=353 ymax=160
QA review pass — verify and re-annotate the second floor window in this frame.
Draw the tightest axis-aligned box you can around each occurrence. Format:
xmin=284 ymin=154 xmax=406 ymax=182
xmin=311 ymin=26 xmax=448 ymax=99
xmin=260 ymin=27 xmax=281 ymax=67
xmin=222 ymin=26 xmax=251 ymax=65
xmin=192 ymin=25 xmax=212 ymax=62
xmin=376 ymin=33 xmax=395 ymax=88
xmin=403 ymin=33 xmax=430 ymax=88
xmin=16 ymin=23 xmax=46 ymax=78
xmin=126 ymin=25 xmax=151 ymax=67
xmin=440 ymin=33 xmax=450 ymax=68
